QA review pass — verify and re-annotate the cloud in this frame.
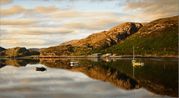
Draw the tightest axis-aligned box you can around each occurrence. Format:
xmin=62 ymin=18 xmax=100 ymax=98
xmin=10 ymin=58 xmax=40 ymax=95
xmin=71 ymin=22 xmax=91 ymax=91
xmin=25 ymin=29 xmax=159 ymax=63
xmin=0 ymin=38 xmax=50 ymax=48
xmin=0 ymin=5 xmax=121 ymax=30
xmin=18 ymin=27 xmax=74 ymax=35
xmin=51 ymin=10 xmax=120 ymax=19
xmin=1 ymin=26 xmax=74 ymax=35
xmin=64 ymin=17 xmax=121 ymax=30
xmin=34 ymin=6 xmax=58 ymax=13
xmin=0 ymin=4 xmax=120 ymax=20
xmin=0 ymin=0 xmax=12 ymax=4
xmin=125 ymin=0 xmax=179 ymax=21
xmin=54 ymin=0 xmax=118 ymax=2
xmin=0 ymin=5 xmax=59 ymax=16
xmin=50 ymin=10 xmax=81 ymax=18
xmin=0 ymin=31 xmax=61 ymax=48
xmin=0 ymin=5 xmax=25 ymax=16
xmin=0 ymin=19 xmax=37 ymax=25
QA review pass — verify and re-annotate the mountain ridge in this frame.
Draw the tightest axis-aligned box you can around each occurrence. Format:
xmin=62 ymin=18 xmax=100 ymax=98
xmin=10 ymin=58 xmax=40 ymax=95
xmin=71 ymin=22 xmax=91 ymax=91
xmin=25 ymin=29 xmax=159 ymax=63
xmin=40 ymin=22 xmax=143 ymax=56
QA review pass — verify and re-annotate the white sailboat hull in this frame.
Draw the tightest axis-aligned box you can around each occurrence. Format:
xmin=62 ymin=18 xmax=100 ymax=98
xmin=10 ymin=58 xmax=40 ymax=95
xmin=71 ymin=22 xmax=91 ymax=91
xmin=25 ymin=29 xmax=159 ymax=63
xmin=132 ymin=60 xmax=144 ymax=67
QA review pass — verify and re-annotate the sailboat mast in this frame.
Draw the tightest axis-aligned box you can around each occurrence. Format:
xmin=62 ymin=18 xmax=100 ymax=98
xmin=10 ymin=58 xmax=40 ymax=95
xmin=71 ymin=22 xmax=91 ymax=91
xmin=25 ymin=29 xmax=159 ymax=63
xmin=133 ymin=46 xmax=135 ymax=60
xmin=133 ymin=65 xmax=135 ymax=77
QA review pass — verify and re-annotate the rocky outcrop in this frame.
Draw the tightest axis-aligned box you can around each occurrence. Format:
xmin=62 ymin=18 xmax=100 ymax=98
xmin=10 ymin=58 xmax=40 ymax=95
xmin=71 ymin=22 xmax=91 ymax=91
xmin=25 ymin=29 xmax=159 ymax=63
xmin=137 ymin=16 xmax=178 ymax=37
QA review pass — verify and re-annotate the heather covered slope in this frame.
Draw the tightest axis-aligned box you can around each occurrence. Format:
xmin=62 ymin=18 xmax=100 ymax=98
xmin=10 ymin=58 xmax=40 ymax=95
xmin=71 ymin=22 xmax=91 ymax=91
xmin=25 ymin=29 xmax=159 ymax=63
xmin=40 ymin=22 xmax=142 ymax=56
xmin=102 ymin=16 xmax=178 ymax=56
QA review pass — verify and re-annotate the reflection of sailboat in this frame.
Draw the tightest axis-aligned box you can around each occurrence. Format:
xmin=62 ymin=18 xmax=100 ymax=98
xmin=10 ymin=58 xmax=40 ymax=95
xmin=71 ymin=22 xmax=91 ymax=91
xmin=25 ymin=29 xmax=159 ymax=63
xmin=132 ymin=47 xmax=144 ymax=67
xmin=103 ymin=57 xmax=111 ymax=62
xmin=36 ymin=67 xmax=46 ymax=71
xmin=70 ymin=61 xmax=79 ymax=67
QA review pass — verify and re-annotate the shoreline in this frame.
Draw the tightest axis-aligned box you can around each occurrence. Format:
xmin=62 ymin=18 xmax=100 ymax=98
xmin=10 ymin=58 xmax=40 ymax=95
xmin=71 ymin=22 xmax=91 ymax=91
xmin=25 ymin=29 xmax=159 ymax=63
xmin=0 ymin=55 xmax=179 ymax=59
xmin=1 ymin=55 xmax=178 ymax=59
xmin=39 ymin=55 xmax=178 ymax=58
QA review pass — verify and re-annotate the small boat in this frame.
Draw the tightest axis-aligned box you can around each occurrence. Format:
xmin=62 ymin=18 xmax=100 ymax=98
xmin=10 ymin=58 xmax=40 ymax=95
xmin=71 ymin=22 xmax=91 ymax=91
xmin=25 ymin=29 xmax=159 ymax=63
xmin=132 ymin=59 xmax=144 ymax=66
xmin=70 ymin=61 xmax=79 ymax=67
xmin=132 ymin=46 xmax=144 ymax=67
xmin=36 ymin=67 xmax=47 ymax=71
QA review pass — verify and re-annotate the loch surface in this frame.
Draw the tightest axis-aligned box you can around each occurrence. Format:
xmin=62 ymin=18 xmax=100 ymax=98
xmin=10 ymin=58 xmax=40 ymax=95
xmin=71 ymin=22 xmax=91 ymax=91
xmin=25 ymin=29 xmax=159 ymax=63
xmin=0 ymin=58 xmax=178 ymax=98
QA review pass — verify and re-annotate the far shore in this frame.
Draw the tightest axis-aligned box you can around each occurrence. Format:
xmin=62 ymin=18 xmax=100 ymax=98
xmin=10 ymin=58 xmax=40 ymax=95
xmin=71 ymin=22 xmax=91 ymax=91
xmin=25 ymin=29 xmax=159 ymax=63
xmin=39 ymin=55 xmax=178 ymax=58
xmin=0 ymin=55 xmax=178 ymax=59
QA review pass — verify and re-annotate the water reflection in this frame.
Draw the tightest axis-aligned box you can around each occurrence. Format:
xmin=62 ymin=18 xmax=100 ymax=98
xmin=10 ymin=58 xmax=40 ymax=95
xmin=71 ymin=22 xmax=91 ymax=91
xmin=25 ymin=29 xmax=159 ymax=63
xmin=0 ymin=59 xmax=39 ymax=67
xmin=0 ymin=58 xmax=178 ymax=97
xmin=36 ymin=67 xmax=47 ymax=72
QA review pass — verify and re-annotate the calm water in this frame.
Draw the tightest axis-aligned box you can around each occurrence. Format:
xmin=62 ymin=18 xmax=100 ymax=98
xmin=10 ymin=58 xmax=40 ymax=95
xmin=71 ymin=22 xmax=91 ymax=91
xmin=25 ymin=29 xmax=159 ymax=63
xmin=0 ymin=58 xmax=178 ymax=98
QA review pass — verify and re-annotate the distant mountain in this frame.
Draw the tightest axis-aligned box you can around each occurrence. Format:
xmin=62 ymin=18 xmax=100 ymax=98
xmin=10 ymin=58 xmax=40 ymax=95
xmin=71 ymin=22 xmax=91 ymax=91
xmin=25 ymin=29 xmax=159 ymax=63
xmin=40 ymin=16 xmax=178 ymax=57
xmin=0 ymin=47 xmax=6 ymax=56
xmin=0 ymin=47 xmax=6 ymax=52
xmin=103 ymin=16 xmax=178 ymax=56
xmin=1 ymin=47 xmax=30 ymax=57
xmin=40 ymin=22 xmax=143 ymax=56
xmin=0 ymin=47 xmax=40 ymax=57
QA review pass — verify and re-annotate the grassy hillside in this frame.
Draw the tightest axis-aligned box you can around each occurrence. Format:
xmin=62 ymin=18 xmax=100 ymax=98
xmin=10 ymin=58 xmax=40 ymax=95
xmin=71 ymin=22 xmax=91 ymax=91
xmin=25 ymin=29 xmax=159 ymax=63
xmin=101 ymin=16 xmax=178 ymax=56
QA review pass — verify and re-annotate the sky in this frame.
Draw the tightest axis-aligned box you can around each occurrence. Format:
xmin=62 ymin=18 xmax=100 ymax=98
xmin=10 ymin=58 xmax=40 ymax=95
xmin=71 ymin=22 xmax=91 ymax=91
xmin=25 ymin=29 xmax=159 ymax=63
xmin=0 ymin=0 xmax=178 ymax=48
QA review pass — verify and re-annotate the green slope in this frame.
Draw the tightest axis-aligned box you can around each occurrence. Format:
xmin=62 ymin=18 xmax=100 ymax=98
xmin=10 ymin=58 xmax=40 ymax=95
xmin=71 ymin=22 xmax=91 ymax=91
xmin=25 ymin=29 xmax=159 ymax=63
xmin=101 ymin=16 xmax=178 ymax=56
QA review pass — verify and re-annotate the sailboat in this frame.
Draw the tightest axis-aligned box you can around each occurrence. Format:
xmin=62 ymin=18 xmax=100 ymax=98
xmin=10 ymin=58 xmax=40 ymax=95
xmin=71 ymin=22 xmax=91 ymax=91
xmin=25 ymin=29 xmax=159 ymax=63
xmin=70 ymin=61 xmax=79 ymax=67
xmin=132 ymin=46 xmax=144 ymax=67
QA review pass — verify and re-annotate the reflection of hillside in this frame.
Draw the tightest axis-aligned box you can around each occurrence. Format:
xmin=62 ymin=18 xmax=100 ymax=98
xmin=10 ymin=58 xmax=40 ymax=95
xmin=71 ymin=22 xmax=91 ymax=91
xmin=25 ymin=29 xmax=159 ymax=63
xmin=40 ymin=59 xmax=139 ymax=90
xmin=40 ymin=58 xmax=71 ymax=69
xmin=1 ymin=58 xmax=177 ymax=97
xmin=72 ymin=64 xmax=139 ymax=90
xmin=40 ymin=58 xmax=178 ymax=97
xmin=101 ymin=59 xmax=178 ymax=97
xmin=0 ymin=59 xmax=6 ymax=68
xmin=5 ymin=59 xmax=27 ymax=67
xmin=136 ymin=60 xmax=178 ymax=97
xmin=0 ymin=59 xmax=39 ymax=68
xmin=139 ymin=80 xmax=177 ymax=97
